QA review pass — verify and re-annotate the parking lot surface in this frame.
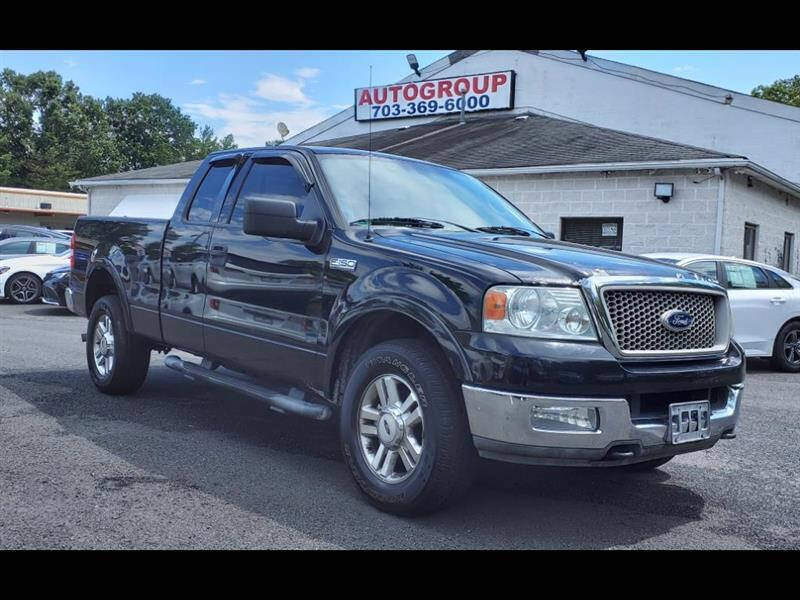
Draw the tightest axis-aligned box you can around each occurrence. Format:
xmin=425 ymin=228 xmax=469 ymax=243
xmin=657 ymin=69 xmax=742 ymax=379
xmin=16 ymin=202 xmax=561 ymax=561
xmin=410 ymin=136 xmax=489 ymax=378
xmin=1 ymin=301 xmax=798 ymax=549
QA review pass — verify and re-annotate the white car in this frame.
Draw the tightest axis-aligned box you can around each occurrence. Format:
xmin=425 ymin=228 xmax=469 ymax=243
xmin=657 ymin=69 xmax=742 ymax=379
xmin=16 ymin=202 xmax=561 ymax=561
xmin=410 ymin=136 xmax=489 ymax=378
xmin=644 ymin=252 xmax=800 ymax=371
xmin=0 ymin=250 xmax=70 ymax=305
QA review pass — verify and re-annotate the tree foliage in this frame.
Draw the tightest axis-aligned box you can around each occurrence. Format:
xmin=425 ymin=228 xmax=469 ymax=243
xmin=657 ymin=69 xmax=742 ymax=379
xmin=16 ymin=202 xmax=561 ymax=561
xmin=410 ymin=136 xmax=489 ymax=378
xmin=751 ymin=75 xmax=800 ymax=108
xmin=0 ymin=69 xmax=237 ymax=191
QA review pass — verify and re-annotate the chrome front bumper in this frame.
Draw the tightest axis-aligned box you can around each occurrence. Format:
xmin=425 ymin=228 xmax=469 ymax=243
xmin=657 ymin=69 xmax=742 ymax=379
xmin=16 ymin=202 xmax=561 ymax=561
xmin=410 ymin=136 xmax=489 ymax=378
xmin=462 ymin=383 xmax=742 ymax=466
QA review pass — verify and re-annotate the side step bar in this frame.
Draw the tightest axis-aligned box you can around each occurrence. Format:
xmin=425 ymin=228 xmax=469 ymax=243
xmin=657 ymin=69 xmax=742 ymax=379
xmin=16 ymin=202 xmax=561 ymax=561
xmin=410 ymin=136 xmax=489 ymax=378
xmin=164 ymin=355 xmax=332 ymax=421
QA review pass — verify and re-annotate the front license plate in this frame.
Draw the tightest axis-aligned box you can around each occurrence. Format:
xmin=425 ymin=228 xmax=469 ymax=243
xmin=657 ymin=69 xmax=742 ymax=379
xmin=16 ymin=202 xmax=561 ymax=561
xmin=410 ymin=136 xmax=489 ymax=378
xmin=668 ymin=401 xmax=711 ymax=444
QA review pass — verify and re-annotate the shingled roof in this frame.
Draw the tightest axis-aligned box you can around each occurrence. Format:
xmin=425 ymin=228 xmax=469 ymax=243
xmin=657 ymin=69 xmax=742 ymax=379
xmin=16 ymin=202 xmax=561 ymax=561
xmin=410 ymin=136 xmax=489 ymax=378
xmin=307 ymin=112 xmax=742 ymax=170
xmin=74 ymin=159 xmax=204 ymax=183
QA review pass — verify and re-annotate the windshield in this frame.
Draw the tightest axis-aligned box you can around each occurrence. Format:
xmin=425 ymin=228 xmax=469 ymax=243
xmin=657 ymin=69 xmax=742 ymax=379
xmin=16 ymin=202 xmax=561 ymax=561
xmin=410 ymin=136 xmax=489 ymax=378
xmin=317 ymin=153 xmax=545 ymax=235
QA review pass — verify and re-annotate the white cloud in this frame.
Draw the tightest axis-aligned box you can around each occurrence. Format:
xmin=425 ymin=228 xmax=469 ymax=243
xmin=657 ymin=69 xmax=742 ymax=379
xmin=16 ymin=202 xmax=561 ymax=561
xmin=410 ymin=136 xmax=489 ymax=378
xmin=295 ymin=67 xmax=320 ymax=79
xmin=672 ymin=65 xmax=698 ymax=74
xmin=188 ymin=79 xmax=207 ymax=85
xmin=254 ymin=73 xmax=312 ymax=105
xmin=63 ymin=59 xmax=78 ymax=68
xmin=184 ymin=94 xmax=334 ymax=147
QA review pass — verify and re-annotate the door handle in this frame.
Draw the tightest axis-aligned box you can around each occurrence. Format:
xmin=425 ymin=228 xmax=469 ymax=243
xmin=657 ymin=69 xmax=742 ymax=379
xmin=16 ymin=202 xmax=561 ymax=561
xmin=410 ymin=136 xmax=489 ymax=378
xmin=209 ymin=245 xmax=228 ymax=267
xmin=770 ymin=297 xmax=787 ymax=304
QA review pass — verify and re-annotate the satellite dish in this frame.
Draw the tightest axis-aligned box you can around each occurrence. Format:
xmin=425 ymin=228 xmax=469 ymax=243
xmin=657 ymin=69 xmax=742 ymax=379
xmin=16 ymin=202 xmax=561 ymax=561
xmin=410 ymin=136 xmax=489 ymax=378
xmin=277 ymin=122 xmax=290 ymax=140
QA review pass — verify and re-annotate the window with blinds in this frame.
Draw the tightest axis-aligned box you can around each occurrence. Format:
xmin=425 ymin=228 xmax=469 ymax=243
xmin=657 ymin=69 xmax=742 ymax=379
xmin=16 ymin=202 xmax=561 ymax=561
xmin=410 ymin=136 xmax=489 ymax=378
xmin=560 ymin=217 xmax=623 ymax=251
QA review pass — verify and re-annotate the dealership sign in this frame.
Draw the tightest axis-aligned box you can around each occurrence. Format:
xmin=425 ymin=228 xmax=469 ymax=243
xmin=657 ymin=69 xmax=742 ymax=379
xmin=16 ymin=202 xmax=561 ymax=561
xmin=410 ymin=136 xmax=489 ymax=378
xmin=354 ymin=71 xmax=515 ymax=122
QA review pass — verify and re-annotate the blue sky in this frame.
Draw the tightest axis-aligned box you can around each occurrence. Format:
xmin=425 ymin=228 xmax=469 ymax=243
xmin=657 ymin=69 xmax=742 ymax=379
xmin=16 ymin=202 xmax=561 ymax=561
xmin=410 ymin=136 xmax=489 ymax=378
xmin=1 ymin=50 xmax=798 ymax=147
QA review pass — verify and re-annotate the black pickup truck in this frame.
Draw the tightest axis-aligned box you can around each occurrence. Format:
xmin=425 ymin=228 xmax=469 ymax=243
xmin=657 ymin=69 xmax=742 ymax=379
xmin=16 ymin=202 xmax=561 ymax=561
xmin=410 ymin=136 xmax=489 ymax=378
xmin=70 ymin=146 xmax=744 ymax=515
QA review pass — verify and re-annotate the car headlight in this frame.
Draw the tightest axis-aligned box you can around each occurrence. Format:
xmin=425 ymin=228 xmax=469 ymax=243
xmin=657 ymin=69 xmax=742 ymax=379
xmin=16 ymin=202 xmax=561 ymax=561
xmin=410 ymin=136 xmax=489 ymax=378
xmin=483 ymin=285 xmax=597 ymax=340
xmin=0 ymin=266 xmax=10 ymax=275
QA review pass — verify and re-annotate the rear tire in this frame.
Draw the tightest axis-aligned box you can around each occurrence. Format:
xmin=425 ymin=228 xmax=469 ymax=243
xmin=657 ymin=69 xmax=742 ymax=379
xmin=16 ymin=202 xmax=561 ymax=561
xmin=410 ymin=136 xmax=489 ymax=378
xmin=771 ymin=321 xmax=800 ymax=372
xmin=86 ymin=294 xmax=151 ymax=395
xmin=339 ymin=339 xmax=476 ymax=516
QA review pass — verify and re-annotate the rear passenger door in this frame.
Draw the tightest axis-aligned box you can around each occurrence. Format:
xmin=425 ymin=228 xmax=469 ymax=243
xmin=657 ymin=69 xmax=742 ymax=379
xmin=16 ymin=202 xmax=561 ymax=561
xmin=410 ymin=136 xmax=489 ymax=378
xmin=202 ymin=152 xmax=328 ymax=388
xmin=722 ymin=261 xmax=789 ymax=356
xmin=160 ymin=156 xmax=239 ymax=353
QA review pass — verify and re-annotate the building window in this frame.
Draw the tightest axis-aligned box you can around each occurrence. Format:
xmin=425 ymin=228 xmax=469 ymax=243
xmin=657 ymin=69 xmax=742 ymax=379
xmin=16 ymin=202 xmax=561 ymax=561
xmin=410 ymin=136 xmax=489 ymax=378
xmin=782 ymin=232 xmax=794 ymax=272
xmin=743 ymin=223 xmax=758 ymax=261
xmin=561 ymin=217 xmax=623 ymax=251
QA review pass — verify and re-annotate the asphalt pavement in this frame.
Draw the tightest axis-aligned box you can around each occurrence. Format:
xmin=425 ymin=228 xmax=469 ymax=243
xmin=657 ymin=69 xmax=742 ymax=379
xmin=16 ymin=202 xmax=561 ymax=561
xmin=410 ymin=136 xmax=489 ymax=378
xmin=1 ymin=301 xmax=798 ymax=549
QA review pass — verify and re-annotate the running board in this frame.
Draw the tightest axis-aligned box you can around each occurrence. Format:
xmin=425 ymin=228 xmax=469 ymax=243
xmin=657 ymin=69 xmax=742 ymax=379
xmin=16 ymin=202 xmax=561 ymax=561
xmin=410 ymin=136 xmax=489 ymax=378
xmin=163 ymin=355 xmax=332 ymax=421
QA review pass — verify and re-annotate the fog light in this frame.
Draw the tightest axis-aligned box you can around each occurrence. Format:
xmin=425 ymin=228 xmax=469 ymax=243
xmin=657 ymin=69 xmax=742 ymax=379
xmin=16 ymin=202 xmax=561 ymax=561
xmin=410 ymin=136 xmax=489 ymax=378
xmin=530 ymin=406 xmax=599 ymax=432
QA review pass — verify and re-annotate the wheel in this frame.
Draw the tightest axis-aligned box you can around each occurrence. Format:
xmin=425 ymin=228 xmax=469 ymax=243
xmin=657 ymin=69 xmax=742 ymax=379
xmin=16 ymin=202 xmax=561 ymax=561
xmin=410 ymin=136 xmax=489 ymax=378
xmin=86 ymin=294 xmax=151 ymax=394
xmin=772 ymin=321 xmax=800 ymax=372
xmin=7 ymin=272 xmax=42 ymax=304
xmin=339 ymin=339 xmax=476 ymax=516
xmin=616 ymin=456 xmax=673 ymax=471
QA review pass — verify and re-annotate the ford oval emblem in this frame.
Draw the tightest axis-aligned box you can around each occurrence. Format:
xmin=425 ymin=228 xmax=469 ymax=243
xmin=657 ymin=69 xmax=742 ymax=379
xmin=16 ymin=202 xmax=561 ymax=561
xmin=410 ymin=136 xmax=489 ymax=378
xmin=661 ymin=309 xmax=694 ymax=332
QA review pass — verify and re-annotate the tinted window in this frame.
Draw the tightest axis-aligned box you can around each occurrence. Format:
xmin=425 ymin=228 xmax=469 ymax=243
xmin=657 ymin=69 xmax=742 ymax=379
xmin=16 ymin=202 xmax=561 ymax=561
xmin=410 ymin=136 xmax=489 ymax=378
xmin=767 ymin=269 xmax=793 ymax=289
xmin=0 ymin=241 xmax=32 ymax=254
xmin=723 ymin=262 xmax=770 ymax=289
xmin=230 ymin=159 xmax=320 ymax=226
xmin=187 ymin=164 xmax=234 ymax=222
xmin=685 ymin=260 xmax=719 ymax=282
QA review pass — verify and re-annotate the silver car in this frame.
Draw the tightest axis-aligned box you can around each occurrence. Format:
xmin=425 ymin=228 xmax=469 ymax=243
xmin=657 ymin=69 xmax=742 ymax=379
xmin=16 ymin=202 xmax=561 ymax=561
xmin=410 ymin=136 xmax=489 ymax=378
xmin=0 ymin=237 xmax=71 ymax=260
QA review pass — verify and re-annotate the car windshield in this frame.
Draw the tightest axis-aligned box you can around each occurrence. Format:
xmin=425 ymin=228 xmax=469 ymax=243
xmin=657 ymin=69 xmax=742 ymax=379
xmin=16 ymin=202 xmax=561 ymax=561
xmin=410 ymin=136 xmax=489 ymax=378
xmin=316 ymin=153 xmax=545 ymax=235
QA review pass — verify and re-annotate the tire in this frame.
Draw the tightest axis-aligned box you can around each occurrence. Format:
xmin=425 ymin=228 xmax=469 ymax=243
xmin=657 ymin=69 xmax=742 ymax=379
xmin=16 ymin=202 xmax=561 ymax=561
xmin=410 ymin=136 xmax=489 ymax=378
xmin=86 ymin=294 xmax=151 ymax=395
xmin=616 ymin=456 xmax=673 ymax=471
xmin=339 ymin=339 xmax=476 ymax=516
xmin=6 ymin=272 xmax=42 ymax=304
xmin=771 ymin=321 xmax=800 ymax=372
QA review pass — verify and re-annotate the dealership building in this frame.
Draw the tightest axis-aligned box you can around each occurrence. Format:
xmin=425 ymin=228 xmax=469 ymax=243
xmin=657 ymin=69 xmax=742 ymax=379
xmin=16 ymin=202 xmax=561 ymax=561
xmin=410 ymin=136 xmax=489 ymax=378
xmin=0 ymin=186 xmax=87 ymax=230
xmin=73 ymin=50 xmax=800 ymax=272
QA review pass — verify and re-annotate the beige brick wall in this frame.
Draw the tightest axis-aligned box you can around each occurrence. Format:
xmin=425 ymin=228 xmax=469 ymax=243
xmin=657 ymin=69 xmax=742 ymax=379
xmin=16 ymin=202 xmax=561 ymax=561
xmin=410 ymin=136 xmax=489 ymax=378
xmin=721 ymin=172 xmax=800 ymax=273
xmin=479 ymin=168 xmax=720 ymax=256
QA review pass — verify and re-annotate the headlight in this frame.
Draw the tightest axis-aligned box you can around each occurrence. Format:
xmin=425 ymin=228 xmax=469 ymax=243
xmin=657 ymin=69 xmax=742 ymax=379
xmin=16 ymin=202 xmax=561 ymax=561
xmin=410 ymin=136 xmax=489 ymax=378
xmin=483 ymin=285 xmax=597 ymax=340
xmin=0 ymin=266 xmax=10 ymax=275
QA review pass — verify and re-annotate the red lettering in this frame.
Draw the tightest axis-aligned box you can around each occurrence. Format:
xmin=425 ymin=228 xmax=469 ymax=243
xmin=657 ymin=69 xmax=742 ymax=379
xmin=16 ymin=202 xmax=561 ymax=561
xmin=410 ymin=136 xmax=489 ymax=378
xmin=389 ymin=85 xmax=403 ymax=103
xmin=491 ymin=73 xmax=508 ymax=93
xmin=454 ymin=78 xmax=470 ymax=95
xmin=373 ymin=87 xmax=387 ymax=105
xmin=358 ymin=89 xmax=372 ymax=106
xmin=420 ymin=82 xmax=435 ymax=100
xmin=472 ymin=75 xmax=489 ymax=94
xmin=403 ymin=83 xmax=419 ymax=101
xmin=438 ymin=80 xmax=453 ymax=97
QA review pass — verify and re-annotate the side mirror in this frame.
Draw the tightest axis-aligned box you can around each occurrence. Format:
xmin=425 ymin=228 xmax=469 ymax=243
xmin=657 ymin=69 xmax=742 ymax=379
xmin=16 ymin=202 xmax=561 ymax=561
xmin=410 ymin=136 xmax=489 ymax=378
xmin=544 ymin=231 xmax=555 ymax=239
xmin=243 ymin=197 xmax=322 ymax=244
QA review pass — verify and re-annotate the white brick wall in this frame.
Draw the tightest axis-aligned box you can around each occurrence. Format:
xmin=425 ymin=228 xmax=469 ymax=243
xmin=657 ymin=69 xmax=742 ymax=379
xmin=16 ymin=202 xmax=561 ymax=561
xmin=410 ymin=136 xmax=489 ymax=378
xmin=721 ymin=172 xmax=800 ymax=273
xmin=479 ymin=168 xmax=720 ymax=256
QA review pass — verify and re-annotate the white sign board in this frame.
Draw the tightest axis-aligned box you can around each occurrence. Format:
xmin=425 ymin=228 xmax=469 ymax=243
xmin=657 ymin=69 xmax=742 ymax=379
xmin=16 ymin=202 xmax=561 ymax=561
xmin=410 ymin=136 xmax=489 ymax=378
xmin=354 ymin=71 xmax=515 ymax=122
xmin=602 ymin=223 xmax=618 ymax=237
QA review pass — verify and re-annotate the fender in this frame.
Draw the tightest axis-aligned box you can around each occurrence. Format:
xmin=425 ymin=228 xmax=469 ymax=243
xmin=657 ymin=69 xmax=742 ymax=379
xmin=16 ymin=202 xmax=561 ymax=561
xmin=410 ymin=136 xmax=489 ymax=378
xmin=84 ymin=256 xmax=134 ymax=332
xmin=325 ymin=266 xmax=478 ymax=394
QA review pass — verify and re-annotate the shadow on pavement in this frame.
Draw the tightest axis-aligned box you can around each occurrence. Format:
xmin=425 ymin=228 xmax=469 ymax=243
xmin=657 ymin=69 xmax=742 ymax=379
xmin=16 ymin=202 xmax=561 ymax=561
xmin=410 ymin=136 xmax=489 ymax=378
xmin=23 ymin=307 xmax=75 ymax=317
xmin=2 ymin=366 xmax=707 ymax=549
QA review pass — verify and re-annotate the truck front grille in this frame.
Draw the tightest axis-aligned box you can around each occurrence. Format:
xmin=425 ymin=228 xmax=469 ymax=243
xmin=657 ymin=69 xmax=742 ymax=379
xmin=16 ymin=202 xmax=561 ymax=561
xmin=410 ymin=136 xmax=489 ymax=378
xmin=602 ymin=288 xmax=716 ymax=353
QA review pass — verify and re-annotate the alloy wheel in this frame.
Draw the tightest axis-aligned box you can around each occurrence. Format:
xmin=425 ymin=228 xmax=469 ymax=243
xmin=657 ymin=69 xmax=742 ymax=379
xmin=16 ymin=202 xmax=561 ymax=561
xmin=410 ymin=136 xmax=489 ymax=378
xmin=93 ymin=314 xmax=115 ymax=377
xmin=9 ymin=275 xmax=39 ymax=303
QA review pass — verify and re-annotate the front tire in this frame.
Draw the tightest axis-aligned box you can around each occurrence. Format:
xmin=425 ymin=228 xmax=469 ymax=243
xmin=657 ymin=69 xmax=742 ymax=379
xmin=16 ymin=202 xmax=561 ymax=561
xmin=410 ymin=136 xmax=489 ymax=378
xmin=772 ymin=321 xmax=800 ymax=372
xmin=86 ymin=294 xmax=151 ymax=394
xmin=7 ymin=272 xmax=42 ymax=304
xmin=339 ymin=339 xmax=476 ymax=516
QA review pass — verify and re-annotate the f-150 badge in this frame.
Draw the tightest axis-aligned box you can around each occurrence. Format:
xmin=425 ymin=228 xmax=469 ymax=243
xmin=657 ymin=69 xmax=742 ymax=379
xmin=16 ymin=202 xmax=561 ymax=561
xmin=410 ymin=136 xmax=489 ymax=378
xmin=329 ymin=257 xmax=357 ymax=272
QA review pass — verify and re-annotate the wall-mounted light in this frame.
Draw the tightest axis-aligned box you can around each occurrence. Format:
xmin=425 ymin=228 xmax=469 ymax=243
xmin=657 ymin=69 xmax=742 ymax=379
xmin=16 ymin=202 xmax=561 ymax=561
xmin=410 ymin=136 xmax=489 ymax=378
xmin=654 ymin=182 xmax=674 ymax=203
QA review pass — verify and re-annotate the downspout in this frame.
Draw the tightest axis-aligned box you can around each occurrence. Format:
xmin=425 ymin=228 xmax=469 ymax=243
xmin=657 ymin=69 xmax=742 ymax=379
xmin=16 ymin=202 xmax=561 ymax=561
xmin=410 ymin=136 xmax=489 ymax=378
xmin=713 ymin=168 xmax=726 ymax=254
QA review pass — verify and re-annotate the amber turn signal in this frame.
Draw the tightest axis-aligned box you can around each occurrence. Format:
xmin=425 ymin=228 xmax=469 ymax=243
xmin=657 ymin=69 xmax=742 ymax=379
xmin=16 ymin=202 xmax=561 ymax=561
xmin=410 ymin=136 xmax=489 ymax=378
xmin=483 ymin=289 xmax=507 ymax=321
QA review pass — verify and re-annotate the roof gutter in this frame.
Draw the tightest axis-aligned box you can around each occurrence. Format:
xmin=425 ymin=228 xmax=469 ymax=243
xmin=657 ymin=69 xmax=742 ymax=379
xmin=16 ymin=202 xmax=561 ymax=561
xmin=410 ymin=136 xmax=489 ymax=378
xmin=69 ymin=178 xmax=191 ymax=189
xmin=463 ymin=158 xmax=800 ymax=198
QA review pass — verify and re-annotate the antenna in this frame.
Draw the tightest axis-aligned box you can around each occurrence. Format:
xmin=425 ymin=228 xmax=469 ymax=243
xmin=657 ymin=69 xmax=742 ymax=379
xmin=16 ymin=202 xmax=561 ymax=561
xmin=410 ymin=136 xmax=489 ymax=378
xmin=459 ymin=91 xmax=467 ymax=124
xmin=366 ymin=65 xmax=374 ymax=242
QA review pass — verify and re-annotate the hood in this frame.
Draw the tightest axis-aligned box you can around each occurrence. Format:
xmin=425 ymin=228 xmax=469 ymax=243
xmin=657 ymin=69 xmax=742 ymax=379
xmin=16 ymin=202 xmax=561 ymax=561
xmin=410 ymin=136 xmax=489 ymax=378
xmin=372 ymin=229 xmax=697 ymax=284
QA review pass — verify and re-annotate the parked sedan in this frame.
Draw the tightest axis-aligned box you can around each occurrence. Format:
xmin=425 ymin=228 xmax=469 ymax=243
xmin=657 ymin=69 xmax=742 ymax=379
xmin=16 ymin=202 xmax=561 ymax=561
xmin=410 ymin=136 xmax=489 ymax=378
xmin=0 ymin=225 xmax=71 ymax=240
xmin=644 ymin=252 xmax=800 ymax=371
xmin=42 ymin=265 xmax=71 ymax=308
xmin=0 ymin=237 xmax=71 ymax=260
xmin=0 ymin=251 xmax=70 ymax=304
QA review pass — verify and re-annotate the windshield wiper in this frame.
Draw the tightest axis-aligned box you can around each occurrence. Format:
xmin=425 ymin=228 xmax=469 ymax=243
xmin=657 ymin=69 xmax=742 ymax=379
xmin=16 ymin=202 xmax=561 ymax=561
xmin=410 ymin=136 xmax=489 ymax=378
xmin=350 ymin=217 xmax=445 ymax=229
xmin=475 ymin=226 xmax=533 ymax=237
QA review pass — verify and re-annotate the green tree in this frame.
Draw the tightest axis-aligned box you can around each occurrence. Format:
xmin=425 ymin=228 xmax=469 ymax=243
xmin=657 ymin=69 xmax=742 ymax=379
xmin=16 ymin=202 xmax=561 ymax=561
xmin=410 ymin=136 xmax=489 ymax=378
xmin=751 ymin=75 xmax=800 ymax=107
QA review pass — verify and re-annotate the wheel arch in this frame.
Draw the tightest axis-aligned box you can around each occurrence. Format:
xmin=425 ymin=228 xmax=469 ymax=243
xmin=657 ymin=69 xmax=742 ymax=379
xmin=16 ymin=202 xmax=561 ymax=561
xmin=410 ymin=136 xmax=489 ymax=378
xmin=325 ymin=303 xmax=472 ymax=405
xmin=84 ymin=261 xmax=133 ymax=330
